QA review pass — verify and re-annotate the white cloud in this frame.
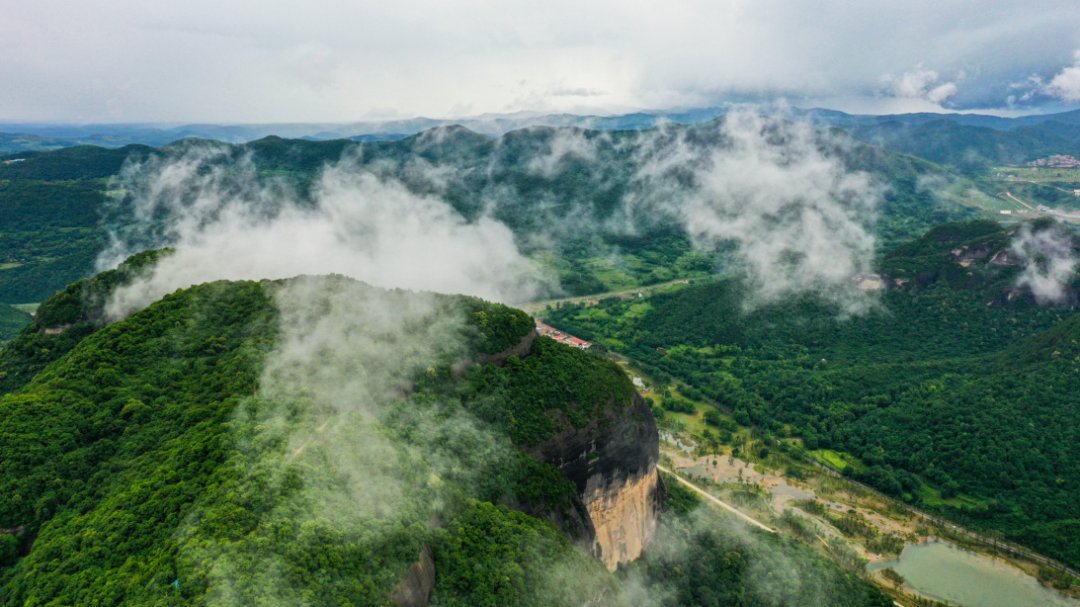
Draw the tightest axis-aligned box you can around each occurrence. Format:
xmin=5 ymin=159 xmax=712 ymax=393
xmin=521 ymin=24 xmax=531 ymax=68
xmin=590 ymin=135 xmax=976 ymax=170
xmin=2 ymin=1 xmax=1080 ymax=121
xmin=881 ymin=68 xmax=959 ymax=108
xmin=623 ymin=108 xmax=882 ymax=313
xmin=1011 ymin=223 xmax=1077 ymax=305
xmin=100 ymin=144 xmax=552 ymax=318
xmin=1046 ymin=50 xmax=1080 ymax=102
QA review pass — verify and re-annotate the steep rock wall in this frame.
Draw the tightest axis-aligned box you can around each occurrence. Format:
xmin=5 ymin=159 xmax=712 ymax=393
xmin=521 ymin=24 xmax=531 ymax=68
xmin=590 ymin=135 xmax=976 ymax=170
xmin=390 ymin=545 xmax=436 ymax=607
xmin=391 ymin=329 xmax=664 ymax=606
xmin=530 ymin=392 xmax=663 ymax=570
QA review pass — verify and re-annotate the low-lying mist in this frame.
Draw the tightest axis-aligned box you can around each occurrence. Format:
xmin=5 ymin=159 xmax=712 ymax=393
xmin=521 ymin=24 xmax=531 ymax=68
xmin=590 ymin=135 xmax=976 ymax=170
xmin=91 ymin=107 xmax=897 ymax=604
xmin=99 ymin=144 xmax=551 ymax=320
xmin=99 ymin=106 xmax=886 ymax=320
xmin=620 ymin=108 xmax=882 ymax=313
xmin=1011 ymin=222 xmax=1078 ymax=305
xmin=176 ymin=276 xmax=525 ymax=604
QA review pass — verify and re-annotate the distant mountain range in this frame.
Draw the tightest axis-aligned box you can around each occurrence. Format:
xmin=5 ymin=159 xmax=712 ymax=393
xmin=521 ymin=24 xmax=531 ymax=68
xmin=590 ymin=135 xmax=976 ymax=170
xmin=0 ymin=107 xmax=726 ymax=152
xmin=4 ymin=106 xmax=1080 ymax=154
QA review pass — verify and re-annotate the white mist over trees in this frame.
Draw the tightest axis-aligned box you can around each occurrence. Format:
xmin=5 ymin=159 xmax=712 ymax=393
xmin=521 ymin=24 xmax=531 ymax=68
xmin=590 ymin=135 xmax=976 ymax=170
xmin=99 ymin=108 xmax=886 ymax=319
xmin=621 ymin=109 xmax=881 ymax=313
xmin=1011 ymin=223 xmax=1079 ymax=305
xmin=98 ymin=144 xmax=550 ymax=319
xmin=80 ymin=109 xmax=903 ymax=605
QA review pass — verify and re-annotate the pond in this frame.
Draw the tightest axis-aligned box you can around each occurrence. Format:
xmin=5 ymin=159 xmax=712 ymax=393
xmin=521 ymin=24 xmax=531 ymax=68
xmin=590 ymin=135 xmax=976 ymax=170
xmin=867 ymin=541 xmax=1078 ymax=607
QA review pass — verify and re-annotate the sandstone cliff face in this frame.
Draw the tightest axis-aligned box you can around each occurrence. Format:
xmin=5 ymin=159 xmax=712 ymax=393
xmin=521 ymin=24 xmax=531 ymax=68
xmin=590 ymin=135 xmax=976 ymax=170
xmin=530 ymin=392 xmax=663 ymax=570
xmin=390 ymin=545 xmax=436 ymax=607
xmin=390 ymin=329 xmax=664 ymax=605
xmin=582 ymin=458 xmax=661 ymax=569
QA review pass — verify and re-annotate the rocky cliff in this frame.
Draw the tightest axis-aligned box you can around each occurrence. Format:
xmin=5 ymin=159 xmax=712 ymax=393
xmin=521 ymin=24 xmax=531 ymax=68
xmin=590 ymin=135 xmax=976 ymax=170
xmin=530 ymin=391 xmax=663 ymax=570
xmin=390 ymin=545 xmax=436 ymax=607
xmin=390 ymin=324 xmax=664 ymax=604
xmin=459 ymin=325 xmax=664 ymax=570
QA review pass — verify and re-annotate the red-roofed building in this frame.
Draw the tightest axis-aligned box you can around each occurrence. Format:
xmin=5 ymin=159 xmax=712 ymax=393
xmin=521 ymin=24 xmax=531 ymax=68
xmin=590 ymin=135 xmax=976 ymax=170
xmin=534 ymin=320 xmax=592 ymax=350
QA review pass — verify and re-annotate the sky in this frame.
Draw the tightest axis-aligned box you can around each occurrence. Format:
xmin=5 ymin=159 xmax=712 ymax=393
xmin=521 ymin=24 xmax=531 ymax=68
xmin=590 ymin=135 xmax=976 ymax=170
xmin=3 ymin=0 xmax=1080 ymax=123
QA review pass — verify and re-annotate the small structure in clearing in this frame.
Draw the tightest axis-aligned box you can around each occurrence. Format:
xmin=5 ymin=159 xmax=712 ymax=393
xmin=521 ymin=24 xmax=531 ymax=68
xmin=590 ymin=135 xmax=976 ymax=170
xmin=535 ymin=320 xmax=591 ymax=350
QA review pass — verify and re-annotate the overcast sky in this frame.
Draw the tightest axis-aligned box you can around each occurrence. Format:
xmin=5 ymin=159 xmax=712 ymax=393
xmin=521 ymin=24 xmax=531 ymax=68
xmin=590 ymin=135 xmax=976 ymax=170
xmin=3 ymin=0 xmax=1080 ymax=123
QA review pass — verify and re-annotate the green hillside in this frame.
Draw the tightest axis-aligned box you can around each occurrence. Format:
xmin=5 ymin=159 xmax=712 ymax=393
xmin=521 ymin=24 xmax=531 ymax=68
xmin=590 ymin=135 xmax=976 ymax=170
xmin=0 ymin=304 xmax=30 ymax=343
xmin=0 ymin=267 xmax=888 ymax=606
xmin=0 ymin=273 xmax=593 ymax=605
xmin=0 ymin=119 xmax=985 ymax=304
xmin=847 ymin=120 xmax=1080 ymax=173
xmin=545 ymin=220 xmax=1080 ymax=568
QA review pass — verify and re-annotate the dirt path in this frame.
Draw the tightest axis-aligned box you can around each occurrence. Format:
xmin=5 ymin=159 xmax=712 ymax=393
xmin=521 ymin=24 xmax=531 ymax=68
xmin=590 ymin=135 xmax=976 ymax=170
xmin=521 ymin=278 xmax=691 ymax=314
xmin=1003 ymin=190 xmax=1037 ymax=211
xmin=658 ymin=464 xmax=776 ymax=533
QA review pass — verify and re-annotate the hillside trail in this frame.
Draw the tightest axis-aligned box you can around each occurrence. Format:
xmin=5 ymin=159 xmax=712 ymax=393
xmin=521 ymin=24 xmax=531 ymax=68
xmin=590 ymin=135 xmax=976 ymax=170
xmin=657 ymin=464 xmax=775 ymax=533
xmin=1003 ymin=190 xmax=1037 ymax=210
xmin=521 ymin=278 xmax=691 ymax=314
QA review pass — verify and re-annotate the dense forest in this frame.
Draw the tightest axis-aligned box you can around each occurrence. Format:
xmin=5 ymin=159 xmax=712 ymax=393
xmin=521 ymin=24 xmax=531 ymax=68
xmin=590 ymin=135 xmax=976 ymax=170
xmin=2 ymin=113 xmax=1076 ymax=603
xmin=0 ymin=117 xmax=984 ymax=304
xmin=0 ymin=179 xmax=112 ymax=302
xmin=546 ymin=220 xmax=1080 ymax=569
xmin=0 ymin=305 xmax=29 ymax=343
xmin=0 ymin=263 xmax=889 ymax=606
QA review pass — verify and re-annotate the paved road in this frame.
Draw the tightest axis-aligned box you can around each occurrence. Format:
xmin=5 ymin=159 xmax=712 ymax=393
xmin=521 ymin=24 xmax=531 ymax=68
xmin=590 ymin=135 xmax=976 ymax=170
xmin=521 ymin=278 xmax=692 ymax=314
xmin=1003 ymin=190 xmax=1037 ymax=211
xmin=658 ymin=464 xmax=776 ymax=533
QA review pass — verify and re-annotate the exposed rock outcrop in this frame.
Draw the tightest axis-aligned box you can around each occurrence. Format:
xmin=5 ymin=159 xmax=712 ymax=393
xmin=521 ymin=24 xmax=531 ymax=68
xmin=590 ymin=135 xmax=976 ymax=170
xmin=390 ymin=325 xmax=663 ymax=607
xmin=452 ymin=329 xmax=538 ymax=375
xmin=582 ymin=458 xmax=662 ymax=569
xmin=989 ymin=249 xmax=1022 ymax=267
xmin=530 ymin=392 xmax=663 ymax=570
xmin=950 ymin=244 xmax=994 ymax=268
xmin=390 ymin=545 xmax=436 ymax=607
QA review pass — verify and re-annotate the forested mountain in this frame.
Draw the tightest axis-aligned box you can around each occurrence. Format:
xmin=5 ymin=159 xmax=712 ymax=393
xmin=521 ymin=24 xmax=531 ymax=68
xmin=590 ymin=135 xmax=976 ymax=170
xmin=841 ymin=120 xmax=1080 ymax=173
xmin=0 ymin=118 xmax=984 ymax=304
xmin=546 ymin=220 xmax=1080 ymax=569
xmin=0 ymin=261 xmax=889 ymax=606
xmin=0 ymin=305 xmax=29 ymax=343
xmin=1 ymin=112 xmax=1076 ymax=603
xmin=0 ymin=108 xmax=730 ymax=152
xmin=2 ymin=106 xmax=1079 ymax=153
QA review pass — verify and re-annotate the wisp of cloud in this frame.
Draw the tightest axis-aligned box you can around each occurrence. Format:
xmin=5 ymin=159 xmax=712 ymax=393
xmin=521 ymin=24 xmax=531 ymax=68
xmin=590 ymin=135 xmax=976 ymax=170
xmin=1011 ymin=222 xmax=1078 ymax=305
xmin=99 ymin=143 xmax=551 ymax=319
xmin=622 ymin=107 xmax=882 ymax=313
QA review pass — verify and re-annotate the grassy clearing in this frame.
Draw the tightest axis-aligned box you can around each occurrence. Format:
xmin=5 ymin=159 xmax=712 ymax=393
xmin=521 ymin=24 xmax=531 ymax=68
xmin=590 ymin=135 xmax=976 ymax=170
xmin=993 ymin=166 xmax=1080 ymax=184
xmin=918 ymin=484 xmax=989 ymax=509
xmin=981 ymin=195 xmax=1030 ymax=212
xmin=583 ymin=256 xmax=638 ymax=291
xmin=810 ymin=449 xmax=866 ymax=473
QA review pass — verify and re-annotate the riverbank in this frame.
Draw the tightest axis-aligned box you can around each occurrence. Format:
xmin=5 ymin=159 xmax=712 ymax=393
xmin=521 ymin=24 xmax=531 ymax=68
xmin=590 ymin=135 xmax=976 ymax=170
xmin=658 ymin=432 xmax=1080 ymax=606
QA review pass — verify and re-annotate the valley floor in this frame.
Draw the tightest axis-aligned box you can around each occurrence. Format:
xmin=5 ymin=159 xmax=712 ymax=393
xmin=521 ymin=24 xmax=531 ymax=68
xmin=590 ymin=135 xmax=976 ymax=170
xmin=658 ymin=432 xmax=1080 ymax=607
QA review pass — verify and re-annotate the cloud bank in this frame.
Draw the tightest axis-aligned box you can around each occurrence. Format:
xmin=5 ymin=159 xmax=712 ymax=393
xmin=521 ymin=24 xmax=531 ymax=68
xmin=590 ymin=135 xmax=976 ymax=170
xmin=4 ymin=1 xmax=1080 ymax=121
xmin=101 ymin=109 xmax=884 ymax=317
xmin=1046 ymin=50 xmax=1080 ymax=102
xmin=100 ymin=144 xmax=551 ymax=318
xmin=1011 ymin=223 xmax=1078 ymax=305
xmin=623 ymin=108 xmax=881 ymax=312
xmin=882 ymin=68 xmax=959 ymax=106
